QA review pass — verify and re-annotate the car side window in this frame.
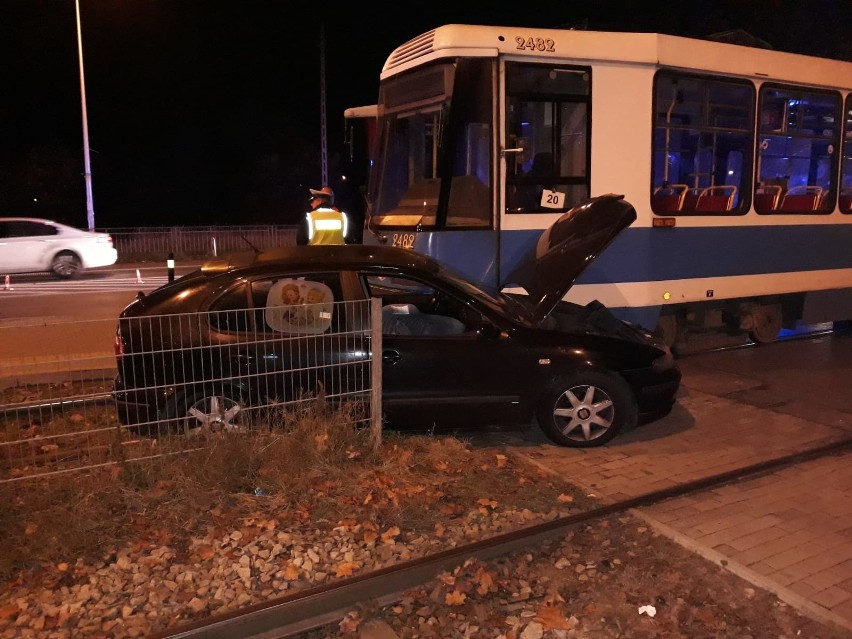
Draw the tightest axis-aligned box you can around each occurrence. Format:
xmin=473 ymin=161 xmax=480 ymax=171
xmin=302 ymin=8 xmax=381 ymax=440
xmin=251 ymin=273 xmax=343 ymax=334
xmin=6 ymin=221 xmax=58 ymax=238
xmin=208 ymin=283 xmax=251 ymax=332
xmin=362 ymin=274 xmax=471 ymax=337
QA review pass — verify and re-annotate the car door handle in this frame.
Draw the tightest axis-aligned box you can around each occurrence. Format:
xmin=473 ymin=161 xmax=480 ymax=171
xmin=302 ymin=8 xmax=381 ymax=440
xmin=382 ymin=350 xmax=401 ymax=365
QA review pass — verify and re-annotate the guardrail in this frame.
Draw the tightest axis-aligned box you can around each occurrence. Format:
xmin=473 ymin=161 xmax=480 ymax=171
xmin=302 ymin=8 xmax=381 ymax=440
xmin=98 ymin=225 xmax=299 ymax=261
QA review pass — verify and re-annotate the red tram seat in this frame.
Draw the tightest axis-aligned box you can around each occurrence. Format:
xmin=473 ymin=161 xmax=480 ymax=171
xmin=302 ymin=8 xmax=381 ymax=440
xmin=681 ymin=189 xmax=702 ymax=211
xmin=754 ymin=184 xmax=782 ymax=211
xmin=839 ymin=189 xmax=852 ymax=213
xmin=694 ymin=185 xmax=737 ymax=212
xmin=780 ymin=185 xmax=824 ymax=211
xmin=652 ymin=184 xmax=688 ymax=212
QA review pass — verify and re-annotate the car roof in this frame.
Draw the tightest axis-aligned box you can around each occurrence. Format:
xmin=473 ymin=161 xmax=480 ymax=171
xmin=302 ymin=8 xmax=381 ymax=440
xmin=0 ymin=217 xmax=60 ymax=224
xmin=201 ymin=244 xmax=444 ymax=276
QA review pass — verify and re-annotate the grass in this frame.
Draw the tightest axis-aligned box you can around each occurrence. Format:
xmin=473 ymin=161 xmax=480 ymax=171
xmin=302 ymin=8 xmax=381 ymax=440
xmin=0 ymin=396 xmax=588 ymax=585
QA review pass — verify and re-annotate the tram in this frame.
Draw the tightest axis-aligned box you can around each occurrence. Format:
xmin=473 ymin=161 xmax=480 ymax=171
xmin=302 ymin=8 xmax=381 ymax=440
xmin=359 ymin=24 xmax=852 ymax=346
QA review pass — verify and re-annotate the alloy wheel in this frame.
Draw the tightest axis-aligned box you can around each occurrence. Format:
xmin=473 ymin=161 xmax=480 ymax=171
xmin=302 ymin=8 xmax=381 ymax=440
xmin=552 ymin=384 xmax=615 ymax=442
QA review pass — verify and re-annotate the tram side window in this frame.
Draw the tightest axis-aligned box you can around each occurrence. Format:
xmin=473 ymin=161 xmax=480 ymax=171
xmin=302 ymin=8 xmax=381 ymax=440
xmin=755 ymin=85 xmax=840 ymax=214
xmin=505 ymin=63 xmax=590 ymax=214
xmin=651 ymin=71 xmax=754 ymax=215
xmin=841 ymin=95 xmax=852 ymax=214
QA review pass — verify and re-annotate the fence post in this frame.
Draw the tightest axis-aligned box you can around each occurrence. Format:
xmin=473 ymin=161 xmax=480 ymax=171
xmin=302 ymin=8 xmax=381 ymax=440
xmin=211 ymin=236 xmax=217 ymax=257
xmin=167 ymin=252 xmax=175 ymax=283
xmin=370 ymin=297 xmax=382 ymax=451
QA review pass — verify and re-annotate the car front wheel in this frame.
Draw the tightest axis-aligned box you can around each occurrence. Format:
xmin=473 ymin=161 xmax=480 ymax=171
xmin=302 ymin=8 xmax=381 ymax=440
xmin=536 ymin=370 xmax=637 ymax=447
xmin=172 ymin=390 xmax=247 ymax=436
xmin=51 ymin=251 xmax=82 ymax=278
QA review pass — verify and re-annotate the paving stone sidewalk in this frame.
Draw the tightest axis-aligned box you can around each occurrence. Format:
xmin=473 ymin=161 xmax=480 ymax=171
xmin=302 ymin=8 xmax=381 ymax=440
xmin=510 ymin=354 xmax=852 ymax=632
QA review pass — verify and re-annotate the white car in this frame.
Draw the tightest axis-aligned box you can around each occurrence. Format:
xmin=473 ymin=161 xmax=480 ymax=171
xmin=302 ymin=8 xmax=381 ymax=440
xmin=0 ymin=217 xmax=118 ymax=279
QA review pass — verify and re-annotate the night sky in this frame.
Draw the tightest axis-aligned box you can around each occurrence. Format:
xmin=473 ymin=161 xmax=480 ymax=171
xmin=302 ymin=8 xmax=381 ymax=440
xmin=1 ymin=0 xmax=849 ymax=230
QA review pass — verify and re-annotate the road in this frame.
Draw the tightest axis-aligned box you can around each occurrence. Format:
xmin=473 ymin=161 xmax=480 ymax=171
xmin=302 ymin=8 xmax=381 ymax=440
xmin=0 ymin=263 xmax=201 ymax=381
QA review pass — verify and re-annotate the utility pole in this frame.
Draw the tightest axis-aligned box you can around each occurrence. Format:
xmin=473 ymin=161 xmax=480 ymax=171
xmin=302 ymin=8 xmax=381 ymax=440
xmin=319 ymin=23 xmax=328 ymax=186
xmin=75 ymin=0 xmax=95 ymax=230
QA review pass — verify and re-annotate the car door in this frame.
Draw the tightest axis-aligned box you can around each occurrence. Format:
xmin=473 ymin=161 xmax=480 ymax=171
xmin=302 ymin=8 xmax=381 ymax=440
xmin=0 ymin=220 xmax=52 ymax=272
xmin=206 ymin=271 xmax=371 ymax=411
xmin=362 ymin=272 xmax=528 ymax=430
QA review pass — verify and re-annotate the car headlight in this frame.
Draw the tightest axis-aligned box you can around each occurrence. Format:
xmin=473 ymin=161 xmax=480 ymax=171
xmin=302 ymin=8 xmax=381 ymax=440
xmin=652 ymin=346 xmax=676 ymax=372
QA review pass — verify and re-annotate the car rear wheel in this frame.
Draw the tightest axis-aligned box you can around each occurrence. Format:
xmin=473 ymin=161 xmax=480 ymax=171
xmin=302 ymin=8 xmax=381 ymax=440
xmin=172 ymin=390 xmax=247 ymax=435
xmin=535 ymin=370 xmax=637 ymax=447
xmin=51 ymin=251 xmax=82 ymax=279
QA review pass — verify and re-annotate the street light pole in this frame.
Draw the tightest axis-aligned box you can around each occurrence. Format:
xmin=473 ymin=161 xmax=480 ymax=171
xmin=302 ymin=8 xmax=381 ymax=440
xmin=75 ymin=0 xmax=95 ymax=230
xmin=319 ymin=23 xmax=328 ymax=187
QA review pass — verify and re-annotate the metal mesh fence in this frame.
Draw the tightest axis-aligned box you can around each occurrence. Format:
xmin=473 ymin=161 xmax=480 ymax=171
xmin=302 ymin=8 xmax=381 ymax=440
xmin=0 ymin=299 xmax=379 ymax=490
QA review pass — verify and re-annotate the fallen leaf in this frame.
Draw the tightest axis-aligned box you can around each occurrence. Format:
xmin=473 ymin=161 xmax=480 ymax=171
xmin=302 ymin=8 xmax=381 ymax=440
xmin=24 ymin=522 xmax=38 ymax=535
xmin=196 ymin=545 xmax=215 ymax=560
xmin=495 ymin=454 xmax=508 ymax=468
xmin=283 ymin=563 xmax=300 ymax=580
xmin=535 ymin=604 xmax=575 ymax=630
xmin=346 ymin=449 xmax=360 ymax=459
xmin=477 ymin=498 xmax=498 ymax=508
xmin=339 ymin=611 xmax=361 ymax=632
xmin=557 ymin=493 xmax=574 ymax=503
xmin=445 ymin=589 xmax=467 ymax=606
xmin=56 ymin=563 xmax=69 ymax=572
xmin=381 ymin=527 xmax=400 ymax=544
xmin=363 ymin=492 xmax=374 ymax=505
xmin=334 ymin=561 xmax=361 ymax=577
xmin=0 ymin=605 xmax=18 ymax=620
xmin=474 ymin=568 xmax=494 ymax=595
xmin=434 ymin=523 xmax=445 ymax=537
xmin=434 ymin=460 xmax=450 ymax=471
xmin=362 ymin=531 xmax=378 ymax=545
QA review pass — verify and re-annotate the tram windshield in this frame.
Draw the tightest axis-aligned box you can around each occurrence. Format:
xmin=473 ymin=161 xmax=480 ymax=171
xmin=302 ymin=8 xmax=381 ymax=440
xmin=368 ymin=59 xmax=493 ymax=230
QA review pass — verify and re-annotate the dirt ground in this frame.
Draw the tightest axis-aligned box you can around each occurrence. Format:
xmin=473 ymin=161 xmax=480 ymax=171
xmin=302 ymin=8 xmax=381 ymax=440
xmin=1 ymin=431 xmax=850 ymax=639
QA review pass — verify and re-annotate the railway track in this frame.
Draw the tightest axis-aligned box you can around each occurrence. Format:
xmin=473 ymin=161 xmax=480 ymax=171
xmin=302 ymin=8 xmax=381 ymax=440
xmin=151 ymin=435 xmax=852 ymax=639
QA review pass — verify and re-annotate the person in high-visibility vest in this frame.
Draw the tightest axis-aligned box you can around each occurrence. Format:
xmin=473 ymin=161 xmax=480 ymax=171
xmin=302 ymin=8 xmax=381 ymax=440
xmin=301 ymin=186 xmax=349 ymax=245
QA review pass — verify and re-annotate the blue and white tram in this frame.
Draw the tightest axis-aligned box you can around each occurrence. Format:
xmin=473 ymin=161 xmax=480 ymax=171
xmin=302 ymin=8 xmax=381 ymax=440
xmin=361 ymin=24 xmax=852 ymax=345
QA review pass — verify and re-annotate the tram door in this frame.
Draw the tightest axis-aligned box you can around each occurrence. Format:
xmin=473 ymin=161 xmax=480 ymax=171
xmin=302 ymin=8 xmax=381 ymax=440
xmin=501 ymin=62 xmax=592 ymax=283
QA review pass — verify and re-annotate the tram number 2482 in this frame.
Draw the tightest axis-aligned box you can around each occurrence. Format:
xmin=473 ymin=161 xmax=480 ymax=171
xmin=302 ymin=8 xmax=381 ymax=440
xmin=391 ymin=233 xmax=416 ymax=249
xmin=515 ymin=36 xmax=556 ymax=52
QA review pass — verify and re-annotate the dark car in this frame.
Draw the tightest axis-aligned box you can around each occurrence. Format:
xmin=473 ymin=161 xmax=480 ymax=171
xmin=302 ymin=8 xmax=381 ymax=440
xmin=113 ymin=195 xmax=680 ymax=447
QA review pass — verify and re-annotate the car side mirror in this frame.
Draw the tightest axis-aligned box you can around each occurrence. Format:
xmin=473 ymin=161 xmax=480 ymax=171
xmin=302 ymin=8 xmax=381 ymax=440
xmin=477 ymin=322 xmax=503 ymax=340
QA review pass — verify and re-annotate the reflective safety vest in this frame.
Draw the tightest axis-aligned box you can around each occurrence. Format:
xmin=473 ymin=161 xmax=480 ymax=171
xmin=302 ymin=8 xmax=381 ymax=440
xmin=306 ymin=208 xmax=348 ymax=245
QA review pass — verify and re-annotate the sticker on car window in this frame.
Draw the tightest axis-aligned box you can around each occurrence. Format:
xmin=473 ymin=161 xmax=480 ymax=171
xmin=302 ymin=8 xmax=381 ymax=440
xmin=265 ymin=279 xmax=334 ymax=334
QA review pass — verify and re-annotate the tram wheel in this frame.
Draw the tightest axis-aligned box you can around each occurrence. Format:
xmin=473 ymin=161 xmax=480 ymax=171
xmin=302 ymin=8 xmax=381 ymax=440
xmin=748 ymin=303 xmax=783 ymax=344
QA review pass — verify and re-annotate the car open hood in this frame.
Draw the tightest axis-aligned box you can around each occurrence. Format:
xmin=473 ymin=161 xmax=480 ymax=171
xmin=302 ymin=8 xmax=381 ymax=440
xmin=503 ymin=194 xmax=637 ymax=324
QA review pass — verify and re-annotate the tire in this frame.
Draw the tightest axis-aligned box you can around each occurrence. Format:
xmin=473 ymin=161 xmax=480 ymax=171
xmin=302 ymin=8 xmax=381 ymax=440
xmin=50 ymin=251 xmax=82 ymax=279
xmin=748 ymin=303 xmax=783 ymax=344
xmin=535 ymin=370 xmax=637 ymax=447
xmin=169 ymin=388 xmax=247 ymax=436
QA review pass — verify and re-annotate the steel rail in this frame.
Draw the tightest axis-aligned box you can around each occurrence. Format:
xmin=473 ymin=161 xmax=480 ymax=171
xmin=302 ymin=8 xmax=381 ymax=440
xmin=152 ymin=435 xmax=852 ymax=639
